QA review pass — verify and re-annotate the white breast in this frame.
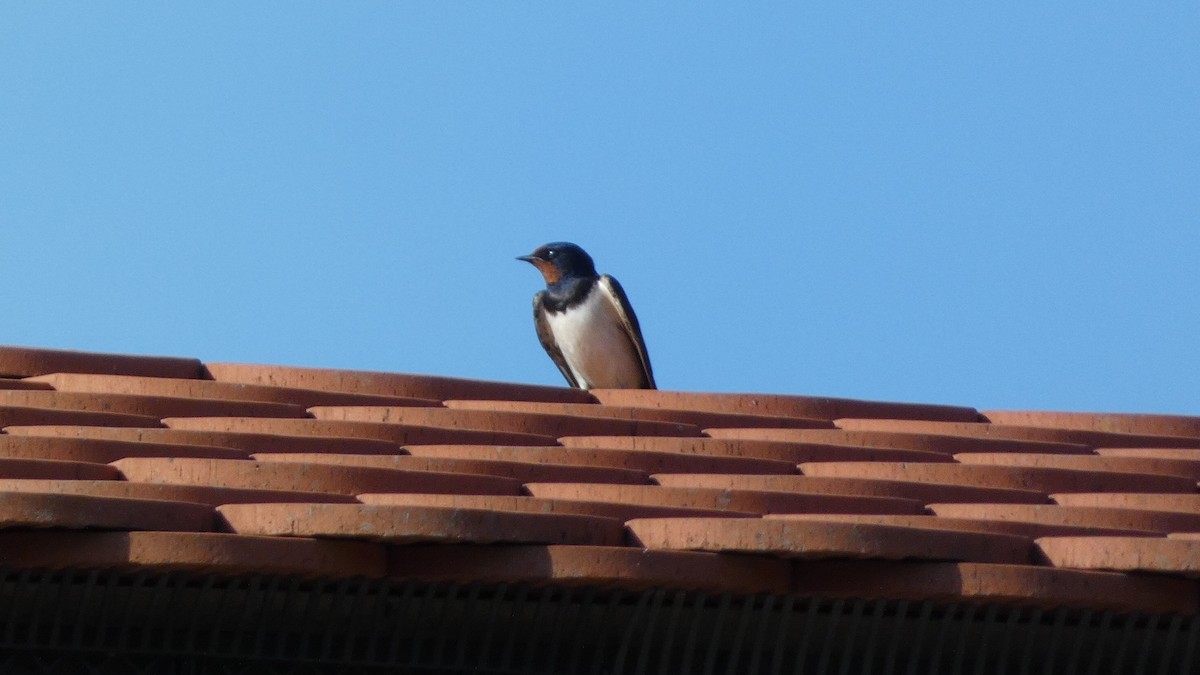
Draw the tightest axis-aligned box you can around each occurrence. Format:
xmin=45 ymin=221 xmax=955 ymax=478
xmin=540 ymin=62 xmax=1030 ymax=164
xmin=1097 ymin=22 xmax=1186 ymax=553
xmin=545 ymin=289 xmax=645 ymax=389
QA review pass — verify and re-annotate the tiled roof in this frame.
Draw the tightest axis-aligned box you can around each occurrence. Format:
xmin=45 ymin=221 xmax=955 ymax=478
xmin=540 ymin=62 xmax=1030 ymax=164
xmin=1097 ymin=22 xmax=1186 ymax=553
xmin=0 ymin=344 xmax=1197 ymax=616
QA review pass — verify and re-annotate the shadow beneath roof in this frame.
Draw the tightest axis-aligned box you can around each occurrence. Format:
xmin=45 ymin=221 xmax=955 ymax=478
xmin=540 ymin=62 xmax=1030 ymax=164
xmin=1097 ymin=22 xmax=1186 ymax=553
xmin=0 ymin=564 xmax=1190 ymax=674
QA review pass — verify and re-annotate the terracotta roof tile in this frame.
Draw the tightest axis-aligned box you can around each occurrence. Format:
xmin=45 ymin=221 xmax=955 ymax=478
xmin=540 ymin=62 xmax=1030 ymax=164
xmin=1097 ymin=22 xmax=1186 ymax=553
xmin=162 ymin=416 xmax=559 ymax=446
xmin=1051 ymin=492 xmax=1200 ymax=512
xmin=1 ymin=344 xmax=1197 ymax=618
xmin=0 ymin=435 xmax=248 ymax=463
xmin=589 ymin=389 xmax=981 ymax=422
xmin=0 ymin=491 xmax=213 ymax=531
xmin=954 ymin=451 xmax=1200 ymax=480
xmin=112 ymin=457 xmax=522 ymax=496
xmin=204 ymin=362 xmax=595 ymax=403
xmin=7 ymin=425 xmax=403 ymax=455
xmin=218 ymin=503 xmax=626 ymax=546
xmin=404 ymin=444 xmax=799 ymax=475
xmin=308 ymin=405 xmax=700 ymax=437
xmin=1096 ymin=446 xmax=1200 ymax=461
xmin=0 ymin=406 xmax=161 ymax=428
xmin=357 ymin=493 xmax=756 ymax=520
xmin=386 ymin=544 xmax=791 ymax=594
xmin=251 ymin=452 xmax=650 ymax=485
xmin=29 ymin=372 xmax=443 ymax=407
xmin=836 ymin=418 xmax=1200 ymax=449
xmin=929 ymin=503 xmax=1200 ymax=535
xmin=651 ymin=474 xmax=1049 ymax=505
xmin=627 ymin=517 xmax=1032 ymax=564
xmin=1036 ymin=536 xmax=1200 ymax=577
xmin=789 ymin=561 xmax=1197 ymax=614
xmin=765 ymin=513 xmax=1158 ymax=538
xmin=799 ymin=461 xmax=1197 ymax=493
xmin=0 ymin=345 xmax=204 ymax=379
xmin=0 ymin=379 xmax=53 ymax=391
xmin=705 ymin=427 xmax=1092 ymax=455
xmin=0 ymin=531 xmax=384 ymax=577
xmin=0 ymin=458 xmax=120 ymax=480
xmin=0 ymin=478 xmax=359 ymax=506
xmin=524 ymin=483 xmax=924 ymax=515
xmin=559 ymin=435 xmax=953 ymax=464
xmin=0 ymin=389 xmax=308 ymax=419
xmin=444 ymin=399 xmax=833 ymax=430
xmin=983 ymin=410 xmax=1200 ymax=438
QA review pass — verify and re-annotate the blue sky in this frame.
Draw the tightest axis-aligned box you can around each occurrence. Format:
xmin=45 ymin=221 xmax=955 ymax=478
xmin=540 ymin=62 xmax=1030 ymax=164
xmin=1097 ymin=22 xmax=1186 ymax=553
xmin=2 ymin=4 xmax=1197 ymax=414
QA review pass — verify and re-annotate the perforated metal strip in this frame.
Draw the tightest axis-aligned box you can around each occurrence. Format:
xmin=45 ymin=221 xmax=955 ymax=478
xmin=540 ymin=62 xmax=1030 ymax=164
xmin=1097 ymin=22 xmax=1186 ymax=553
xmin=0 ymin=567 xmax=1192 ymax=674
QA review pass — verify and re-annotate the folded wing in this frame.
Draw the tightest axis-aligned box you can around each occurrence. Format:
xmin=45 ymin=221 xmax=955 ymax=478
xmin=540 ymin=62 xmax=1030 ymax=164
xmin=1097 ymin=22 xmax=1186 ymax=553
xmin=598 ymin=275 xmax=656 ymax=389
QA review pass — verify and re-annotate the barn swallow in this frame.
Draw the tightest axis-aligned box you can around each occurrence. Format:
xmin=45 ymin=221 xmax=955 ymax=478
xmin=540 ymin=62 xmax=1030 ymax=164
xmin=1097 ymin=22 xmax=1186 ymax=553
xmin=518 ymin=242 xmax=656 ymax=390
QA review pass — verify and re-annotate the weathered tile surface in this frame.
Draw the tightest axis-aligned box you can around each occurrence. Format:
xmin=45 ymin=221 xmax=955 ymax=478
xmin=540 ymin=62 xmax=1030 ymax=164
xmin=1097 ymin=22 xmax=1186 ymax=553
xmin=0 ymin=343 xmax=1194 ymax=616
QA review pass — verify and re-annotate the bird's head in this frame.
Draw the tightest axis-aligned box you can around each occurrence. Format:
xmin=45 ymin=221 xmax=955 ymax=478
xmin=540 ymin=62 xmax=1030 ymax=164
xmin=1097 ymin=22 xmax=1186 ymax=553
xmin=517 ymin=242 xmax=597 ymax=286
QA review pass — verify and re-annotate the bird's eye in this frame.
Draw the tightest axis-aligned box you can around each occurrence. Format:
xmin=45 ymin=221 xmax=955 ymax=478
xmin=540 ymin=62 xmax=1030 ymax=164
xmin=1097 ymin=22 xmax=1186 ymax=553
xmin=546 ymin=249 xmax=557 ymax=258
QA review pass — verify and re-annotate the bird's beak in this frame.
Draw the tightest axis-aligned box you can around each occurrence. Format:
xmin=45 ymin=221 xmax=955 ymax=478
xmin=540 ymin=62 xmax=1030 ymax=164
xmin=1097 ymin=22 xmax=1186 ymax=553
xmin=518 ymin=254 xmax=559 ymax=284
